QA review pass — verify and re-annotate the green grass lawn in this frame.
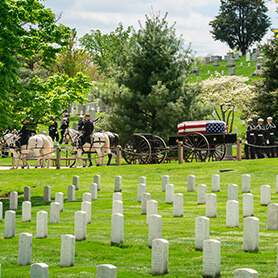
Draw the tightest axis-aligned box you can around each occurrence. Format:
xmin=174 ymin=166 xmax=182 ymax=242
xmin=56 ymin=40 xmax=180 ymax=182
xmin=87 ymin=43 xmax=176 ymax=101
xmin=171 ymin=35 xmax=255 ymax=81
xmin=0 ymin=158 xmax=278 ymax=277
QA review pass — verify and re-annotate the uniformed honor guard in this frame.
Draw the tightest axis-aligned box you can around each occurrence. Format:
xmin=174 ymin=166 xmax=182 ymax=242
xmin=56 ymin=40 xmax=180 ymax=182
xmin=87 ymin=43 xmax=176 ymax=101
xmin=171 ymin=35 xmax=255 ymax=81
xmin=244 ymin=119 xmax=256 ymax=159
xmin=266 ymin=116 xmax=276 ymax=158
xmin=59 ymin=117 xmax=69 ymax=144
xmin=78 ymin=115 xmax=84 ymax=131
xmin=48 ymin=116 xmax=59 ymax=143
xmin=16 ymin=118 xmax=37 ymax=151
xmin=255 ymin=118 xmax=265 ymax=159
xmin=78 ymin=113 xmax=94 ymax=148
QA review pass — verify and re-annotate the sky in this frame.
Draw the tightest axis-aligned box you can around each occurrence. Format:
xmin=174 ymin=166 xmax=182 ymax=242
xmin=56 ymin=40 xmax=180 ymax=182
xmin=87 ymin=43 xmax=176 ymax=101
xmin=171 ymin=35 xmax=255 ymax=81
xmin=44 ymin=0 xmax=278 ymax=57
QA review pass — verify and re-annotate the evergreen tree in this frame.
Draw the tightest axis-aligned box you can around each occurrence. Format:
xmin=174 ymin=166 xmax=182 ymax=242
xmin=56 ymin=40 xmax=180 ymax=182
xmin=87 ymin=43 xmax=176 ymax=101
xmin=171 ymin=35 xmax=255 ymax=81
xmin=99 ymin=13 xmax=211 ymax=141
xmin=209 ymin=0 xmax=271 ymax=55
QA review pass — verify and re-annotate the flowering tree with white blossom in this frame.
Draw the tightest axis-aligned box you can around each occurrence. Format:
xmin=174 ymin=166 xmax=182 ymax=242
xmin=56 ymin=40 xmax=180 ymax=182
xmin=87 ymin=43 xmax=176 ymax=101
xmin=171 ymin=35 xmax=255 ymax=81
xmin=202 ymin=74 xmax=255 ymax=132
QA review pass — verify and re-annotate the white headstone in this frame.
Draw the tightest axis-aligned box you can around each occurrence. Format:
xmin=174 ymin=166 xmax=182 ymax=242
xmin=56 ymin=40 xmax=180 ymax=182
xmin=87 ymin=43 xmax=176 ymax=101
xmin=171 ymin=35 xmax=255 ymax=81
xmin=113 ymin=192 xmax=122 ymax=202
xmin=148 ymin=214 xmax=162 ymax=247
xmin=94 ymin=175 xmax=101 ymax=191
xmin=212 ymin=175 xmax=220 ymax=192
xmin=55 ymin=192 xmax=64 ymax=212
xmin=83 ymin=192 xmax=92 ymax=203
xmin=252 ymin=53 xmax=257 ymax=62
xmin=248 ymin=62 xmax=250 ymax=68
xmin=24 ymin=186 xmax=31 ymax=202
xmin=68 ymin=185 xmax=75 ymax=202
xmin=208 ymin=70 xmax=210 ymax=75
xmin=173 ymin=193 xmax=183 ymax=217
xmin=137 ymin=183 xmax=146 ymax=202
xmin=246 ymin=52 xmax=250 ymax=62
xmin=195 ymin=216 xmax=210 ymax=251
xmin=75 ymin=211 xmax=87 ymax=241
xmin=72 ymin=175 xmax=79 ymax=190
xmin=203 ymin=239 xmax=221 ymax=278
xmin=97 ymin=264 xmax=117 ymax=278
xmin=50 ymin=202 xmax=60 ymax=224
xmin=22 ymin=201 xmax=31 ymax=222
xmin=226 ymin=200 xmax=239 ymax=228
xmin=228 ymin=184 xmax=238 ymax=201
xmin=60 ymin=234 xmax=75 ymax=267
xmin=139 ymin=176 xmax=146 ymax=185
xmin=18 ymin=232 xmax=32 ymax=265
xmin=141 ymin=193 xmax=151 ymax=215
xmin=90 ymin=183 xmax=98 ymax=200
xmin=36 ymin=211 xmax=48 ymax=238
xmin=165 ymin=184 xmax=174 ymax=204
xmin=243 ymin=217 xmax=259 ymax=252
xmin=187 ymin=175 xmax=196 ymax=192
xmin=206 ymin=193 xmax=217 ymax=218
xmin=243 ymin=193 xmax=254 ymax=218
xmin=152 ymin=238 xmax=169 ymax=275
xmin=226 ymin=58 xmax=235 ymax=67
xmin=235 ymin=53 xmax=240 ymax=61
xmin=234 ymin=268 xmax=258 ymax=277
xmin=10 ymin=191 xmax=18 ymax=210
xmin=221 ymin=70 xmax=224 ymax=75
xmin=4 ymin=210 xmax=15 ymax=238
xmin=162 ymin=175 xmax=169 ymax=192
xmin=31 ymin=263 xmax=49 ymax=278
xmin=81 ymin=201 xmax=92 ymax=224
xmin=0 ymin=201 xmax=2 ymax=222
xmin=260 ymin=185 xmax=271 ymax=206
xmin=111 ymin=213 xmax=124 ymax=245
xmin=112 ymin=200 xmax=123 ymax=214
xmin=242 ymin=174 xmax=251 ymax=193
xmin=198 ymin=184 xmax=207 ymax=204
xmin=44 ymin=186 xmax=51 ymax=202
xmin=229 ymin=68 xmax=235 ymax=76
xmin=267 ymin=203 xmax=278 ymax=230
xmin=115 ymin=176 xmax=122 ymax=192
xmin=147 ymin=200 xmax=158 ymax=224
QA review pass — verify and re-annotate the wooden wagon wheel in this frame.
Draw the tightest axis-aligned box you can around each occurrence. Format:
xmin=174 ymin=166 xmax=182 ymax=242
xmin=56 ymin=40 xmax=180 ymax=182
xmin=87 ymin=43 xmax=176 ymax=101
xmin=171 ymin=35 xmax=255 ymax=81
xmin=208 ymin=144 xmax=227 ymax=161
xmin=122 ymin=134 xmax=151 ymax=164
xmin=182 ymin=133 xmax=209 ymax=162
xmin=149 ymin=135 xmax=168 ymax=164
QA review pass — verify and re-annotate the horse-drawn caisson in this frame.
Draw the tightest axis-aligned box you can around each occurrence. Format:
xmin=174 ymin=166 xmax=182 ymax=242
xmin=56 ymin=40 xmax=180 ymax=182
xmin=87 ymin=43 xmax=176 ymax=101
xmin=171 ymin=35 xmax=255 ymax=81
xmin=0 ymin=118 xmax=237 ymax=168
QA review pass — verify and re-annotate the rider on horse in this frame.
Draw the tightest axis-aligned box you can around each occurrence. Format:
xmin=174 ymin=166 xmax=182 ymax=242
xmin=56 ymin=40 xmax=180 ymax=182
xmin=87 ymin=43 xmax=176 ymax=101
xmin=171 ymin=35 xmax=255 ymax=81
xmin=16 ymin=118 xmax=37 ymax=151
xmin=78 ymin=113 xmax=94 ymax=149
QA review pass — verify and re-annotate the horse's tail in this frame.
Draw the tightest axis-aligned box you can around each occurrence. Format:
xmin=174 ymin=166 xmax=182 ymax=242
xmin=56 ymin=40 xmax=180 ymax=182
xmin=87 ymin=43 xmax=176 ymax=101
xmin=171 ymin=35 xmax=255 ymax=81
xmin=103 ymin=133 xmax=111 ymax=154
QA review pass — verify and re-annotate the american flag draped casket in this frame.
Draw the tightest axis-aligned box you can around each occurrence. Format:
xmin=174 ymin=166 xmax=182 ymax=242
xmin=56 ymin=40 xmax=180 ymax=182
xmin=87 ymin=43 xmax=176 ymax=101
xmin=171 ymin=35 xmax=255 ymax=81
xmin=177 ymin=120 xmax=227 ymax=135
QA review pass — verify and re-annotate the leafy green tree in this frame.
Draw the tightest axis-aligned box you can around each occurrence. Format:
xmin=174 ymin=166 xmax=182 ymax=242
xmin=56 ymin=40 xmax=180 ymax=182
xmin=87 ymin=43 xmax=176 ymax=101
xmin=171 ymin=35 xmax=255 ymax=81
xmin=0 ymin=0 xmax=71 ymax=130
xmin=52 ymin=29 xmax=102 ymax=81
xmin=99 ymin=13 xmax=211 ymax=141
xmin=252 ymin=35 xmax=278 ymax=121
xmin=79 ymin=23 xmax=131 ymax=75
xmin=12 ymin=73 xmax=90 ymax=128
xmin=209 ymin=0 xmax=271 ymax=55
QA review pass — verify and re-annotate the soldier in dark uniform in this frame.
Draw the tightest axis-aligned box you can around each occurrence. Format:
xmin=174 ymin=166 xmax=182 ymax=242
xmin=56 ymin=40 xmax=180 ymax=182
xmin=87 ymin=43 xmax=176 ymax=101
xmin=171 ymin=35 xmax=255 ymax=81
xmin=59 ymin=117 xmax=69 ymax=144
xmin=255 ymin=118 xmax=265 ymax=159
xmin=244 ymin=119 xmax=256 ymax=159
xmin=78 ymin=113 xmax=94 ymax=148
xmin=266 ymin=116 xmax=276 ymax=158
xmin=48 ymin=116 xmax=59 ymax=143
xmin=16 ymin=118 xmax=37 ymax=151
xmin=78 ymin=115 xmax=84 ymax=131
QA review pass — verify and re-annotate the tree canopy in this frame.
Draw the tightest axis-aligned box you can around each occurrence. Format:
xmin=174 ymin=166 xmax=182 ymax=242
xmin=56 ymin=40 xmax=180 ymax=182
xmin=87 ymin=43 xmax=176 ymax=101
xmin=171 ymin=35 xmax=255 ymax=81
xmin=209 ymin=0 xmax=271 ymax=55
xmin=99 ymin=13 xmax=211 ymax=141
xmin=80 ymin=23 xmax=131 ymax=76
xmin=0 ymin=0 xmax=71 ymax=130
xmin=202 ymin=74 xmax=255 ymax=132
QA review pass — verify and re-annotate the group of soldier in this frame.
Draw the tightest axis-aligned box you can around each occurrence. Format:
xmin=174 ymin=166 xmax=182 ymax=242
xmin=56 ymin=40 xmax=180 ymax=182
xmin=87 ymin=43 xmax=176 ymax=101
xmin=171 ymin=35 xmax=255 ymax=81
xmin=16 ymin=112 xmax=94 ymax=151
xmin=244 ymin=117 xmax=277 ymax=159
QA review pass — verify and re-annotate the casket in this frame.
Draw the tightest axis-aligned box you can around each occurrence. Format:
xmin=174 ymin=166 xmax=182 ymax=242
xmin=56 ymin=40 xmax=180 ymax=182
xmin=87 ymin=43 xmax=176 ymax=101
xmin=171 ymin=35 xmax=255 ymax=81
xmin=177 ymin=120 xmax=227 ymax=135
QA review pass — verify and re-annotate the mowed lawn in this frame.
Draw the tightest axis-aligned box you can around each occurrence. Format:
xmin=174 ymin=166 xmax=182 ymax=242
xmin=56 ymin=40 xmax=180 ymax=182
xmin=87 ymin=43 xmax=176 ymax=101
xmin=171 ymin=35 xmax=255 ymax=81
xmin=0 ymin=158 xmax=278 ymax=277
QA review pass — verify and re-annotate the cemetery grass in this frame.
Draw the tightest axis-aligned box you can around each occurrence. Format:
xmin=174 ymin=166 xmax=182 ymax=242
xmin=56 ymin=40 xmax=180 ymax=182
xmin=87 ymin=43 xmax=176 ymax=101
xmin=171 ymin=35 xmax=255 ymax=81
xmin=0 ymin=159 xmax=278 ymax=277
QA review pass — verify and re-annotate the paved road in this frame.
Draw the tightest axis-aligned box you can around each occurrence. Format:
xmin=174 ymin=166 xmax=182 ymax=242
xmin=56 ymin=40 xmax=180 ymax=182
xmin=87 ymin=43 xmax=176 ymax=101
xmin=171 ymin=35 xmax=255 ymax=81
xmin=0 ymin=166 xmax=70 ymax=170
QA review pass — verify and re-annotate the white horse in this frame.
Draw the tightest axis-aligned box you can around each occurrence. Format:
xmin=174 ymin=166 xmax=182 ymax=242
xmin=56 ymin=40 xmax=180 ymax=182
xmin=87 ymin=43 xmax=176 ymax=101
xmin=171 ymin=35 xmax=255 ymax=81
xmin=63 ymin=128 xmax=111 ymax=167
xmin=3 ymin=132 xmax=54 ymax=169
